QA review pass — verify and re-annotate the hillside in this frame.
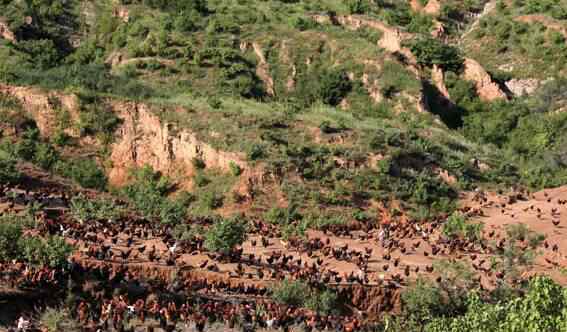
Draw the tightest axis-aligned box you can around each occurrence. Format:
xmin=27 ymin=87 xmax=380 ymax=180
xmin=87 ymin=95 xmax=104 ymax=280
xmin=1 ymin=0 xmax=567 ymax=331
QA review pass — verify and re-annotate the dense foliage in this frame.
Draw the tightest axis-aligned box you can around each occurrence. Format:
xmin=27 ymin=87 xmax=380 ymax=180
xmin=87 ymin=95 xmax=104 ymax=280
xmin=204 ymin=217 xmax=248 ymax=254
xmin=0 ymin=216 xmax=73 ymax=268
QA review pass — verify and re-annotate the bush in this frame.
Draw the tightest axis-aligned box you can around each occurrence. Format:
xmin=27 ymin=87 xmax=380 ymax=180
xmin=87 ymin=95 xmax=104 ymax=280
xmin=40 ymin=307 xmax=80 ymax=332
xmin=193 ymin=172 xmax=211 ymax=187
xmin=407 ymin=37 xmax=463 ymax=72
xmin=305 ymin=289 xmax=340 ymax=315
xmin=229 ymin=161 xmax=242 ymax=176
xmin=402 ymin=279 xmax=447 ymax=328
xmin=442 ymin=213 xmax=483 ymax=242
xmin=272 ymin=279 xmax=340 ymax=314
xmin=271 ymin=279 xmax=310 ymax=307
xmin=264 ymin=205 xmax=301 ymax=225
xmin=15 ymin=39 xmax=62 ymax=70
xmin=55 ymin=159 xmax=107 ymax=190
xmin=77 ymin=98 xmax=121 ymax=138
xmin=69 ymin=194 xmax=124 ymax=223
xmin=247 ymin=143 xmax=266 ymax=161
xmin=192 ymin=157 xmax=206 ymax=169
xmin=319 ymin=69 xmax=352 ymax=106
xmin=19 ymin=235 xmax=73 ymax=269
xmin=204 ymin=217 xmax=247 ymax=254
xmin=425 ymin=277 xmax=567 ymax=332
xmin=0 ymin=221 xmax=23 ymax=262
xmin=122 ymin=166 xmax=186 ymax=224
xmin=346 ymin=0 xmax=371 ymax=14
xmin=0 ymin=152 xmax=21 ymax=184
xmin=200 ymin=191 xmax=224 ymax=209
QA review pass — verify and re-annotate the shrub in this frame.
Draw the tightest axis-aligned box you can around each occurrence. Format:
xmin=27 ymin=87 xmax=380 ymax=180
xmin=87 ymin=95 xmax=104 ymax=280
xmin=0 ymin=221 xmax=22 ymax=262
xmin=264 ymin=206 xmax=301 ymax=225
xmin=0 ymin=152 xmax=21 ymax=184
xmin=407 ymin=37 xmax=463 ymax=72
xmin=442 ymin=213 xmax=483 ymax=242
xmin=69 ymin=194 xmax=124 ymax=223
xmin=40 ymin=307 xmax=80 ymax=332
xmin=407 ymin=13 xmax=434 ymax=35
xmin=33 ymin=142 xmax=60 ymax=170
xmin=204 ymin=217 xmax=247 ymax=254
xmin=200 ymin=191 xmax=224 ymax=210
xmin=229 ymin=161 xmax=242 ymax=176
xmin=402 ymin=279 xmax=446 ymax=328
xmin=192 ymin=157 xmax=206 ymax=169
xmin=247 ymin=143 xmax=266 ymax=161
xmin=425 ymin=277 xmax=567 ymax=332
xmin=272 ymin=279 xmax=340 ymax=314
xmin=122 ymin=166 xmax=186 ymax=224
xmin=158 ymin=199 xmax=187 ymax=225
xmin=19 ymin=235 xmax=73 ymax=269
xmin=319 ymin=69 xmax=352 ymax=106
xmin=271 ymin=279 xmax=310 ymax=307
xmin=498 ymin=224 xmax=545 ymax=278
xmin=305 ymin=289 xmax=340 ymax=315
xmin=55 ymin=159 xmax=107 ymax=190
xmin=77 ymin=101 xmax=121 ymax=138
xmin=15 ymin=39 xmax=62 ymax=69
xmin=346 ymin=0 xmax=371 ymax=14
xmin=193 ymin=172 xmax=211 ymax=187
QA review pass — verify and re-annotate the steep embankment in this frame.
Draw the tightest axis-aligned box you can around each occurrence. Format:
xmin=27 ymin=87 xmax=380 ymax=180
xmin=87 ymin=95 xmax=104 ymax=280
xmin=0 ymin=84 xmax=261 ymax=192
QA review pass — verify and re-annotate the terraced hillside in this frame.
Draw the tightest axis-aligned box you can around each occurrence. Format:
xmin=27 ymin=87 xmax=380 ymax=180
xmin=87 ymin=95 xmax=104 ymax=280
xmin=1 ymin=0 xmax=567 ymax=331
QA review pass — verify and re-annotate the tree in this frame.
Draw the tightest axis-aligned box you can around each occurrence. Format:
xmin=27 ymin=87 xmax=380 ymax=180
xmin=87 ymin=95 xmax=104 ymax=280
xmin=204 ymin=217 xmax=247 ymax=254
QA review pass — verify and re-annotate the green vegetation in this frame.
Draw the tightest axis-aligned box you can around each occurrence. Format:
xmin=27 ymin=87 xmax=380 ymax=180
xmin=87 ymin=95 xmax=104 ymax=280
xmin=425 ymin=277 xmax=567 ymax=332
xmin=496 ymin=224 xmax=545 ymax=280
xmin=0 ymin=152 xmax=21 ymax=184
xmin=122 ymin=166 xmax=188 ymax=224
xmin=2 ymin=0 xmax=567 ymax=330
xmin=442 ymin=213 xmax=483 ymax=242
xmin=464 ymin=0 xmax=567 ymax=79
xmin=69 ymin=194 xmax=124 ymax=223
xmin=0 ymin=218 xmax=72 ymax=268
xmin=40 ymin=307 xmax=80 ymax=332
xmin=462 ymin=79 xmax=567 ymax=188
xmin=407 ymin=37 xmax=463 ymax=72
xmin=204 ymin=217 xmax=248 ymax=255
xmin=271 ymin=279 xmax=340 ymax=315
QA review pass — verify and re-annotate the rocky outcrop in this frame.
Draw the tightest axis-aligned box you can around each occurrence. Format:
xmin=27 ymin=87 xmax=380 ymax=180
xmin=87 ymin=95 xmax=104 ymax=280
xmin=111 ymin=56 xmax=176 ymax=68
xmin=431 ymin=65 xmax=450 ymax=99
xmin=505 ymin=78 xmax=540 ymax=97
xmin=312 ymin=14 xmax=415 ymax=62
xmin=0 ymin=84 xmax=80 ymax=137
xmin=462 ymin=58 xmax=507 ymax=102
xmin=240 ymin=42 xmax=275 ymax=97
xmin=0 ymin=18 xmax=16 ymax=43
xmin=424 ymin=0 xmax=442 ymax=16
xmin=112 ymin=6 xmax=130 ymax=23
xmin=279 ymin=41 xmax=296 ymax=92
xmin=410 ymin=0 xmax=424 ymax=12
xmin=251 ymin=42 xmax=275 ymax=97
xmin=461 ymin=1 xmax=498 ymax=41
xmin=361 ymin=60 xmax=384 ymax=104
xmin=0 ymin=84 xmax=263 ymax=192
xmin=108 ymin=102 xmax=252 ymax=187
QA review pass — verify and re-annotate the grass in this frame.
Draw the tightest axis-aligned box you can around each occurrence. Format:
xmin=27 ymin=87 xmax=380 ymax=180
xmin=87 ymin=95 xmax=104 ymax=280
xmin=39 ymin=307 xmax=80 ymax=332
